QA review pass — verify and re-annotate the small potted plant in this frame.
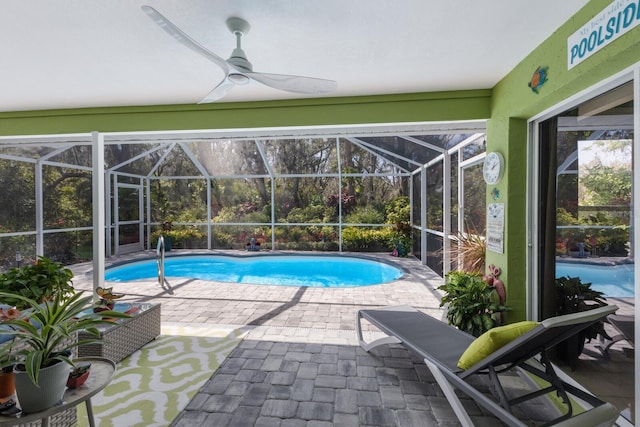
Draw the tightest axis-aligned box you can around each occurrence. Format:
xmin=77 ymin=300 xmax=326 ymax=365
xmin=568 ymin=242 xmax=590 ymax=258
xmin=0 ymin=354 xmax=15 ymax=399
xmin=66 ymin=362 xmax=91 ymax=389
xmin=0 ymin=291 xmax=129 ymax=413
xmin=0 ymin=306 xmax=21 ymax=399
xmin=246 ymin=237 xmax=261 ymax=251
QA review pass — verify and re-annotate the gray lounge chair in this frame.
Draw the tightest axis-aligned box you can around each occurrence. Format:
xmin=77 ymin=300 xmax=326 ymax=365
xmin=599 ymin=314 xmax=634 ymax=358
xmin=356 ymin=304 xmax=620 ymax=427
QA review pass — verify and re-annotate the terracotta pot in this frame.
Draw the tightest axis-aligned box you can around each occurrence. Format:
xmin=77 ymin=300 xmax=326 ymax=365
xmin=66 ymin=369 xmax=90 ymax=389
xmin=0 ymin=371 xmax=15 ymax=398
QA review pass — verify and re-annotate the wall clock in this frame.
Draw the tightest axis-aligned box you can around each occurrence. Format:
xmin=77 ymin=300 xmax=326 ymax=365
xmin=483 ymin=152 xmax=505 ymax=185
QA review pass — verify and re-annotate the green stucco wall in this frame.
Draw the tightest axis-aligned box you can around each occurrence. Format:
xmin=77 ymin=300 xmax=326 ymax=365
xmin=488 ymin=0 xmax=640 ymax=321
xmin=0 ymin=90 xmax=490 ymax=135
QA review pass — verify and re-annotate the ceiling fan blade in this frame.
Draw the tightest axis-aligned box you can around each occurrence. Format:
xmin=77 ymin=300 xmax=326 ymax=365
xmin=198 ymin=79 xmax=235 ymax=104
xmin=141 ymin=5 xmax=229 ymax=74
xmin=246 ymin=72 xmax=337 ymax=94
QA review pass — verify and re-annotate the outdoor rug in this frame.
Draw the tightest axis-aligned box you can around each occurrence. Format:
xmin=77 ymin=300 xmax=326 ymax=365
xmin=77 ymin=324 xmax=244 ymax=427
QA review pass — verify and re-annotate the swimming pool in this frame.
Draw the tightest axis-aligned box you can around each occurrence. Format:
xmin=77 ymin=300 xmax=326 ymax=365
xmin=105 ymin=255 xmax=404 ymax=287
xmin=556 ymin=261 xmax=634 ymax=297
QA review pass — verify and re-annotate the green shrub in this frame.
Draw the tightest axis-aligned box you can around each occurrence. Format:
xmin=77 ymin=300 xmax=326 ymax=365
xmin=556 ymin=207 xmax=576 ymax=226
xmin=344 ymin=206 xmax=384 ymax=225
xmin=211 ymin=207 xmax=237 ymax=223
xmin=286 ymin=205 xmax=333 ymax=223
xmin=212 ymin=206 xmax=269 ymax=224
xmin=266 ymin=225 xmax=338 ymax=250
xmin=211 ymin=229 xmax=233 ymax=249
xmin=152 ymin=226 xmax=207 ymax=249
xmin=342 ymin=227 xmax=394 ymax=252
xmin=385 ymin=196 xmax=410 ymax=227
xmin=556 ymin=207 xmax=629 ymax=257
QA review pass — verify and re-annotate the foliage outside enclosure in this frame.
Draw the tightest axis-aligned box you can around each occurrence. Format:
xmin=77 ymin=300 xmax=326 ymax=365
xmin=0 ymin=137 xmax=416 ymax=267
xmin=555 ymin=137 xmax=632 ymax=258
xmin=143 ymin=137 xmax=412 ymax=252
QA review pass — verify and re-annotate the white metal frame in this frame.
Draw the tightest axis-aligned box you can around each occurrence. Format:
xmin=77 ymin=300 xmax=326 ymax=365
xmin=0 ymin=121 xmax=487 ymax=276
xmin=113 ymin=180 xmax=144 ymax=255
xmin=409 ymin=132 xmax=486 ymax=272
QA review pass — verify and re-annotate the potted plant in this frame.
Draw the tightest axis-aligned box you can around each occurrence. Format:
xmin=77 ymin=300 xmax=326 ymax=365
xmin=0 ymin=256 xmax=74 ymax=310
xmin=0 ymin=350 xmax=15 ymax=399
xmin=160 ymin=220 xmax=173 ymax=251
xmin=0 ymin=306 xmax=22 ymax=398
xmin=446 ymin=226 xmax=486 ymax=273
xmin=568 ymin=242 xmax=590 ymax=258
xmin=438 ymin=271 xmax=511 ymax=337
xmin=0 ymin=290 xmax=129 ymax=413
xmin=246 ymin=237 xmax=261 ymax=251
xmin=66 ymin=362 xmax=91 ymax=389
xmin=554 ymin=275 xmax=608 ymax=369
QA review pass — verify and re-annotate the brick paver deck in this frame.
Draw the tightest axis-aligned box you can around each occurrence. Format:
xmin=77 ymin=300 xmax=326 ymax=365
xmin=70 ymin=250 xmax=631 ymax=426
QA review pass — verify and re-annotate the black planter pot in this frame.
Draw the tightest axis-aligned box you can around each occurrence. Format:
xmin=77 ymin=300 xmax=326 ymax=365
xmin=164 ymin=236 xmax=173 ymax=251
xmin=553 ymin=332 xmax=587 ymax=371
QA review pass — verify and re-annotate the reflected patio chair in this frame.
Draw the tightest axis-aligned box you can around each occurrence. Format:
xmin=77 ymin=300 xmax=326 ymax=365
xmin=599 ymin=314 xmax=634 ymax=358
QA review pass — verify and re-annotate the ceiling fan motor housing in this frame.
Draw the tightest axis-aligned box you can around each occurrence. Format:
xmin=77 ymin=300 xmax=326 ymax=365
xmin=227 ymin=48 xmax=253 ymax=73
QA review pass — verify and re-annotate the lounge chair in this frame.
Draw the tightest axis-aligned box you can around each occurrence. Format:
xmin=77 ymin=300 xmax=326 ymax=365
xmin=599 ymin=314 xmax=634 ymax=358
xmin=356 ymin=304 xmax=620 ymax=427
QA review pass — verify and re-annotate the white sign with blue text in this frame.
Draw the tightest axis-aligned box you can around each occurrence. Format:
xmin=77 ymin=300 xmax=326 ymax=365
xmin=567 ymin=0 xmax=640 ymax=69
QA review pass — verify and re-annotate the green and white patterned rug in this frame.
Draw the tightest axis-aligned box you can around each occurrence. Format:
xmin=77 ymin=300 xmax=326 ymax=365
xmin=77 ymin=324 xmax=244 ymax=427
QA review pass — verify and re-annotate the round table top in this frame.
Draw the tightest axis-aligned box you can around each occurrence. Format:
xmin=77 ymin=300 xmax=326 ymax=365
xmin=0 ymin=357 xmax=116 ymax=426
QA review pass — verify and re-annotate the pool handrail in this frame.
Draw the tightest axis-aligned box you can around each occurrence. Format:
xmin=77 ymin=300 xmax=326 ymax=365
xmin=156 ymin=235 xmax=165 ymax=286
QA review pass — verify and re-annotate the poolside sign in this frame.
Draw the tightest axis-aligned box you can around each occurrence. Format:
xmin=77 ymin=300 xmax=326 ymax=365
xmin=568 ymin=0 xmax=640 ymax=69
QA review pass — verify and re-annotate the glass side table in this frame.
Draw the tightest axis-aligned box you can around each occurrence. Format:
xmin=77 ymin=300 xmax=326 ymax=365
xmin=0 ymin=357 xmax=116 ymax=427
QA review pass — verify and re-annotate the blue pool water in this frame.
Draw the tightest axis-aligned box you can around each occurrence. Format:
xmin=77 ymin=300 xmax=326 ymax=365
xmin=556 ymin=262 xmax=634 ymax=297
xmin=105 ymin=255 xmax=403 ymax=287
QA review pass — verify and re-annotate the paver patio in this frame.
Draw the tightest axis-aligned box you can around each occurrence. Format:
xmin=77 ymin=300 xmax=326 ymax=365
xmin=69 ymin=251 xmax=631 ymax=426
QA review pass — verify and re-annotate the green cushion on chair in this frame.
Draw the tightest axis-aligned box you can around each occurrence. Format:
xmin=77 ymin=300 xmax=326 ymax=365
xmin=457 ymin=321 xmax=539 ymax=370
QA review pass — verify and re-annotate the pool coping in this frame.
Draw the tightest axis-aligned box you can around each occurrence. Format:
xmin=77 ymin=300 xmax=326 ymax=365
xmin=556 ymin=255 xmax=633 ymax=266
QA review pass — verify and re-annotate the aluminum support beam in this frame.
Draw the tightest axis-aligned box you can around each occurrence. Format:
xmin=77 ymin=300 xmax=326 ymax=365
xmin=92 ymin=131 xmax=106 ymax=296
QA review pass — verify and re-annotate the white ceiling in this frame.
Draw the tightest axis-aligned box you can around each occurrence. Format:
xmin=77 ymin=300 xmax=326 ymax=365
xmin=0 ymin=0 xmax=589 ymax=113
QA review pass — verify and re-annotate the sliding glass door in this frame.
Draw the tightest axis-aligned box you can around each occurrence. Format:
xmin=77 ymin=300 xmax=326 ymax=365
xmin=534 ymin=80 xmax=635 ymax=422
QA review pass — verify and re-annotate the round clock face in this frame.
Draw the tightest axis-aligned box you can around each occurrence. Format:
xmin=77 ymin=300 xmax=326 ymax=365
xmin=483 ymin=152 xmax=504 ymax=185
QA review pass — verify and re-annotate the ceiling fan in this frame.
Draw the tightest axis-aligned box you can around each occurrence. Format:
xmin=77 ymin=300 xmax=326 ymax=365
xmin=141 ymin=5 xmax=337 ymax=103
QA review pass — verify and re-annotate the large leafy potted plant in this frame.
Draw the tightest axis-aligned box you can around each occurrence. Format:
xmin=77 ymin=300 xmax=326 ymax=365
xmin=0 ymin=291 xmax=129 ymax=413
xmin=0 ymin=256 xmax=74 ymax=310
xmin=438 ymin=271 xmax=511 ymax=337
xmin=554 ymin=275 xmax=608 ymax=370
